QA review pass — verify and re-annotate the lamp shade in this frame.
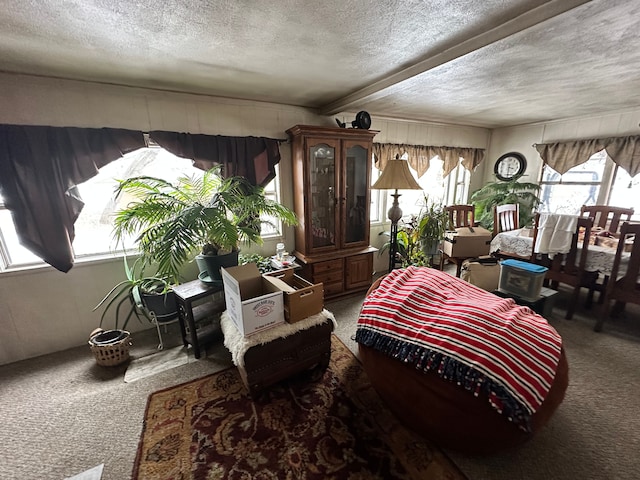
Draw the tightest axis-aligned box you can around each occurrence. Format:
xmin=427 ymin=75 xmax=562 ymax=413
xmin=371 ymin=159 xmax=422 ymax=190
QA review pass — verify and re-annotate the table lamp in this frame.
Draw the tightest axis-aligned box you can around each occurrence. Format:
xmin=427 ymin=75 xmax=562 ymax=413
xmin=372 ymin=156 xmax=422 ymax=272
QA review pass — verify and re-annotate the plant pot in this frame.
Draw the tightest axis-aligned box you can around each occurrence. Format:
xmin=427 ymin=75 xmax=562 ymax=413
xmin=88 ymin=329 xmax=132 ymax=367
xmin=141 ymin=291 xmax=178 ymax=323
xmin=196 ymin=251 xmax=239 ymax=282
xmin=421 ymin=239 xmax=441 ymax=256
xmin=89 ymin=329 xmax=129 ymax=345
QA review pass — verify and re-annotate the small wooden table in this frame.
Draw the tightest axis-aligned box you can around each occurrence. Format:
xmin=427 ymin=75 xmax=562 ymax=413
xmin=172 ymin=279 xmax=225 ymax=359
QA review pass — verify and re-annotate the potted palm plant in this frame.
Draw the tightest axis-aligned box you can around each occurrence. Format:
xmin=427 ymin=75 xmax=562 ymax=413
xmin=111 ymin=166 xmax=298 ymax=284
xmin=470 ymin=179 xmax=541 ymax=231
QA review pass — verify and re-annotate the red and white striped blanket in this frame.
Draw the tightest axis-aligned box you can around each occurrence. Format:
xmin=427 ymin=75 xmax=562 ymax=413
xmin=356 ymin=266 xmax=563 ymax=431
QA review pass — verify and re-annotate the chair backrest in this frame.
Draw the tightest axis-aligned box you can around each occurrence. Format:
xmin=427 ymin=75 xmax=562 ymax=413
xmin=493 ymin=203 xmax=520 ymax=237
xmin=531 ymin=213 xmax=594 ymax=284
xmin=445 ymin=204 xmax=475 ymax=228
xmin=579 ymin=205 xmax=634 ymax=234
xmin=605 ymin=221 xmax=640 ymax=305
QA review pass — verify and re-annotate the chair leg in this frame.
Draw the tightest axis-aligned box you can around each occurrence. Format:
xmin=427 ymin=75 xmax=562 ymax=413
xmin=612 ymin=301 xmax=626 ymax=317
xmin=586 ymin=287 xmax=595 ymax=309
xmin=597 ymin=276 xmax=609 ymax=304
xmin=595 ymin=299 xmax=610 ymax=332
xmin=455 ymin=261 xmax=463 ymax=277
xmin=565 ymin=286 xmax=581 ymax=320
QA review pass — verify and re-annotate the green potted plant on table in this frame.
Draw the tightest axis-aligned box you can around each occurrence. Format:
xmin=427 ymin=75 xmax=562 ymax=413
xmin=379 ymin=196 xmax=450 ymax=268
xmin=111 ymin=166 xmax=298 ymax=285
xmin=414 ymin=197 xmax=451 ymax=258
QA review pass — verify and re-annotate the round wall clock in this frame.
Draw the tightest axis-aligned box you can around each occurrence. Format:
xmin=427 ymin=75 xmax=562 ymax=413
xmin=494 ymin=152 xmax=527 ymax=181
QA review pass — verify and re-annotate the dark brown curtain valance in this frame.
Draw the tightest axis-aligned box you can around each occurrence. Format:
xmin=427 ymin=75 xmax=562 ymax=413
xmin=372 ymin=143 xmax=485 ymax=178
xmin=150 ymin=131 xmax=282 ymax=187
xmin=0 ymin=125 xmax=146 ymax=272
xmin=535 ymin=135 xmax=640 ymax=177
xmin=0 ymin=126 xmax=283 ymax=272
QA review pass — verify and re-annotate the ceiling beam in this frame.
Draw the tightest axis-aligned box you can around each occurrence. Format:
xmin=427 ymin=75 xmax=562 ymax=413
xmin=318 ymin=0 xmax=593 ymax=115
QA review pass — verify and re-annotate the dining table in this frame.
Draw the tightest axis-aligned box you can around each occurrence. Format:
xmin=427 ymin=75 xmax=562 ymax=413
xmin=490 ymin=228 xmax=629 ymax=277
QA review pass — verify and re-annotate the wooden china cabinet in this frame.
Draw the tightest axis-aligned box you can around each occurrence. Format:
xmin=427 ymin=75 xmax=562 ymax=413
xmin=286 ymin=124 xmax=378 ymax=299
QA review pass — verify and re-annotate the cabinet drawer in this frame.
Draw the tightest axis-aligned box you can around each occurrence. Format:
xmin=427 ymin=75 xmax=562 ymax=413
xmin=312 ymin=259 xmax=344 ymax=274
xmin=323 ymin=281 xmax=345 ymax=296
xmin=314 ymin=269 xmax=344 ymax=284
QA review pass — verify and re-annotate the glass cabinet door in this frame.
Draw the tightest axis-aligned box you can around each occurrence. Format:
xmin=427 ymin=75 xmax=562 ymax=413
xmin=309 ymin=142 xmax=337 ymax=250
xmin=343 ymin=143 xmax=369 ymax=246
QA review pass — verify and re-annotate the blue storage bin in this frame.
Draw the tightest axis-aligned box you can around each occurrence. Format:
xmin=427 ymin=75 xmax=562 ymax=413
xmin=498 ymin=260 xmax=548 ymax=301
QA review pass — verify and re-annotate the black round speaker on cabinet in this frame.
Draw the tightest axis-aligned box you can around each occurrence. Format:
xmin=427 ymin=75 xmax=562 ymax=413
xmin=335 ymin=111 xmax=372 ymax=129
xmin=352 ymin=111 xmax=371 ymax=129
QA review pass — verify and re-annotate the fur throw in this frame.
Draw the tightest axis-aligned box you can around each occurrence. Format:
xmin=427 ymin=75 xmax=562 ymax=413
xmin=220 ymin=309 xmax=336 ymax=367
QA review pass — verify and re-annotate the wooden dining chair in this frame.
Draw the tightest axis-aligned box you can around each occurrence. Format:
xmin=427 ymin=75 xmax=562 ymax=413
xmin=491 ymin=203 xmax=528 ymax=260
xmin=580 ymin=205 xmax=634 ymax=302
xmin=493 ymin=203 xmax=520 ymax=237
xmin=531 ymin=214 xmax=599 ymax=320
xmin=594 ymin=221 xmax=640 ymax=332
xmin=439 ymin=204 xmax=476 ymax=276
xmin=445 ymin=204 xmax=475 ymax=228
xmin=579 ymin=205 xmax=634 ymax=234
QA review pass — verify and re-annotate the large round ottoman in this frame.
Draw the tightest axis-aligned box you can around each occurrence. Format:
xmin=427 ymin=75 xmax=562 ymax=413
xmin=357 ymin=270 xmax=569 ymax=455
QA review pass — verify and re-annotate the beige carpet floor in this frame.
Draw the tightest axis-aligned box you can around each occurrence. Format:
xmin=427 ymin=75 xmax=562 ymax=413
xmin=0 ymin=279 xmax=639 ymax=480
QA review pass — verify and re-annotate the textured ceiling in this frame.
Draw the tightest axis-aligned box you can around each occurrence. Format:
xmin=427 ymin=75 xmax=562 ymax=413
xmin=0 ymin=0 xmax=639 ymax=128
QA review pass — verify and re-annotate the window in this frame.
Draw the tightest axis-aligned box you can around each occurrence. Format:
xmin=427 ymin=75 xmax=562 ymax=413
xmin=0 ymin=147 xmax=285 ymax=271
xmin=372 ymin=154 xmax=471 ymax=223
xmin=539 ymin=150 xmax=607 ymax=214
xmin=369 ymin=158 xmax=382 ymax=223
xmin=258 ymin=165 xmax=285 ymax=236
xmin=608 ymin=165 xmax=640 ymax=220
xmin=539 ymin=149 xmax=640 ymax=219
xmin=0 ymin=197 xmax=42 ymax=267
xmin=444 ymin=160 xmax=471 ymax=205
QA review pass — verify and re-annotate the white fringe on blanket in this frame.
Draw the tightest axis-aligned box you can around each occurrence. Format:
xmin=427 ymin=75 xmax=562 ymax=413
xmin=220 ymin=309 xmax=336 ymax=367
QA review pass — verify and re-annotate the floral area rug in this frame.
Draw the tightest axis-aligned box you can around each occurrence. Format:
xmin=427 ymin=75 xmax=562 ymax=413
xmin=132 ymin=335 xmax=467 ymax=480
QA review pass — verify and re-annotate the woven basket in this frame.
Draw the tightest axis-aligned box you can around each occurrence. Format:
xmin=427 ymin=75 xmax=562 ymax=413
xmin=88 ymin=329 xmax=132 ymax=367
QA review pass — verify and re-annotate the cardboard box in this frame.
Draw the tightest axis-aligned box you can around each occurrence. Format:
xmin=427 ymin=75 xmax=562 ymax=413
xmin=221 ymin=263 xmax=285 ymax=336
xmin=461 ymin=256 xmax=500 ymax=291
xmin=442 ymin=226 xmax=492 ymax=258
xmin=264 ymin=268 xmax=324 ymax=323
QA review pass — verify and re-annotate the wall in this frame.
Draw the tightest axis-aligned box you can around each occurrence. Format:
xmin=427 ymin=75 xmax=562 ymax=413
xmin=0 ymin=73 xmax=490 ymax=365
xmin=485 ymin=108 xmax=640 ymax=185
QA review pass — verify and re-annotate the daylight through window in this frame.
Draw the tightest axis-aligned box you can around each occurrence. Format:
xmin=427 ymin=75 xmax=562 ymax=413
xmin=0 ymin=147 xmax=284 ymax=271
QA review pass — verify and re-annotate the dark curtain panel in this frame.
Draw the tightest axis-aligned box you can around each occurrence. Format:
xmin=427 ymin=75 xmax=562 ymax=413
xmin=0 ymin=125 xmax=145 ymax=272
xmin=149 ymin=131 xmax=281 ymax=187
